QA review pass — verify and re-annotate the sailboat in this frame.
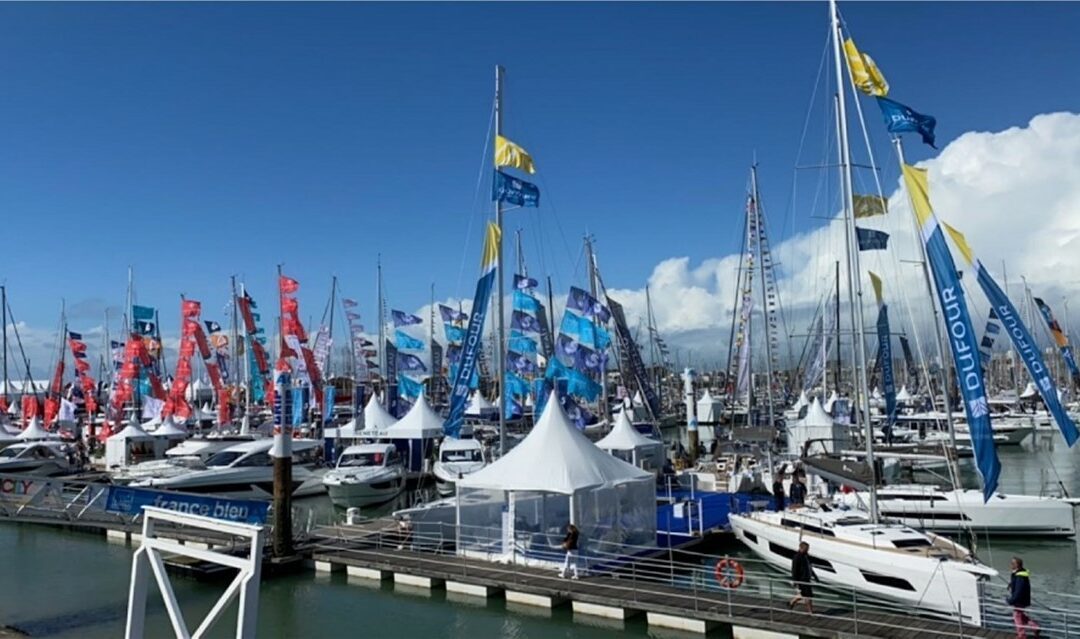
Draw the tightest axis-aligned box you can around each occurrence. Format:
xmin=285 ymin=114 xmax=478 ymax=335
xmin=729 ymin=0 xmax=998 ymax=625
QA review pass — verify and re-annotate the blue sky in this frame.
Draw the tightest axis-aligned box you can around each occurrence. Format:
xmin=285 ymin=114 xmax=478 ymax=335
xmin=2 ymin=1 xmax=1079 ymax=346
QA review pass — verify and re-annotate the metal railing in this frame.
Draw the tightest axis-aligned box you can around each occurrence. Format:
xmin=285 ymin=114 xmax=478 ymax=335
xmin=311 ymin=519 xmax=1040 ymax=638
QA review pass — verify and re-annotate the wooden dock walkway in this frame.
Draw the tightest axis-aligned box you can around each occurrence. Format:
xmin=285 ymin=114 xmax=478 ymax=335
xmin=311 ymin=539 xmax=1011 ymax=638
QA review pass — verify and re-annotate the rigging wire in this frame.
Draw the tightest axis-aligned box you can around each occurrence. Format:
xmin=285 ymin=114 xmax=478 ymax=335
xmin=455 ymin=95 xmax=497 ymax=299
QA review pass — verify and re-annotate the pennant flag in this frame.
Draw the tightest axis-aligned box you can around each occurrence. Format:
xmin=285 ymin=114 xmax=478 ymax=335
xmin=494 ymin=135 xmax=537 ymax=174
xmin=493 ymin=170 xmax=540 ymax=208
xmin=514 ymin=274 xmax=538 ymax=290
xmin=868 ymin=271 xmax=884 ymax=305
xmin=394 ymin=329 xmax=426 ymax=351
xmin=513 ymin=290 xmax=541 ymax=314
xmin=876 ymin=97 xmax=937 ymax=148
xmin=843 ymin=37 xmax=889 ymax=97
xmin=1033 ymin=297 xmax=1080 ymax=384
xmin=445 ymin=222 xmax=500 ymax=438
xmin=854 ymin=194 xmax=888 ymax=218
xmin=942 ymin=220 xmax=1079 ymax=447
xmin=856 ymin=227 xmax=890 ymax=251
xmin=439 ymin=304 xmax=467 ymax=323
xmin=509 ymin=332 xmax=537 ymax=354
xmin=343 ymin=298 xmax=358 ymax=308
xmin=397 ymin=373 xmax=425 ymax=399
xmin=511 ymin=310 xmax=542 ymax=333
xmin=132 ymin=305 xmax=155 ymax=322
xmin=391 ymin=310 xmax=423 ymax=327
xmin=68 ymin=331 xmax=83 ymax=341
xmin=279 ymin=275 xmax=300 ymax=294
xmin=901 ymin=163 xmax=999 ymax=500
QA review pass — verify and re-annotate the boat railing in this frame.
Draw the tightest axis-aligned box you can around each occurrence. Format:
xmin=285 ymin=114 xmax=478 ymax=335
xmin=980 ymin=580 xmax=1079 ymax=638
xmin=311 ymin=518 xmax=1079 ymax=636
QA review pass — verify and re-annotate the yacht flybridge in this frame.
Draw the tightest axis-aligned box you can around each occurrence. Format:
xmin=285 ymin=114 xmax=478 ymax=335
xmin=729 ymin=507 xmax=997 ymax=624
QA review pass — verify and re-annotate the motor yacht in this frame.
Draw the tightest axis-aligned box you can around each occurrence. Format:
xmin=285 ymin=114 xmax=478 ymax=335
xmin=0 ymin=441 xmax=77 ymax=477
xmin=323 ymin=443 xmax=405 ymax=508
xmin=432 ymin=438 xmax=486 ymax=497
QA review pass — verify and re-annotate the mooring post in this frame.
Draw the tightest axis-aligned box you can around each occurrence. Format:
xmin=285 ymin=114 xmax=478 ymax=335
xmin=271 ymin=369 xmax=293 ymax=558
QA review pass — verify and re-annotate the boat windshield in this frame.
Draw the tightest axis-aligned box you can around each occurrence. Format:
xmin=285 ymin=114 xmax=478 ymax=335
xmin=0 ymin=447 xmax=23 ymax=459
xmin=441 ymin=448 xmax=482 ymax=463
xmin=338 ymin=452 xmax=386 ymax=468
xmin=204 ymin=451 xmax=245 ymax=467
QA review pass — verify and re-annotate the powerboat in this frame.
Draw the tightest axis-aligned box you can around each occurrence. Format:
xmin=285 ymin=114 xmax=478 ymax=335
xmin=432 ymin=438 xmax=486 ymax=497
xmin=323 ymin=443 xmax=405 ymax=508
xmin=0 ymin=441 xmax=77 ymax=476
xmin=112 ymin=436 xmax=259 ymax=483
xmin=729 ymin=506 xmax=997 ymax=624
xmin=132 ymin=439 xmax=327 ymax=499
xmin=838 ymin=484 xmax=1078 ymax=537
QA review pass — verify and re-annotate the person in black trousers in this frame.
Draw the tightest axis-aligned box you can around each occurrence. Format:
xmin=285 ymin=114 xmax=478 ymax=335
xmin=789 ymin=541 xmax=819 ymax=614
xmin=789 ymin=473 xmax=807 ymax=508
xmin=772 ymin=472 xmax=786 ymax=512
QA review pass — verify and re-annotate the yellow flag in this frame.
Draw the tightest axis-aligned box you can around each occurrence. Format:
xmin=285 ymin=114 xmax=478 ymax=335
xmin=843 ymin=38 xmax=889 ymax=97
xmin=941 ymin=221 xmax=976 ymax=266
xmin=868 ymin=271 xmax=883 ymax=305
xmin=481 ymin=221 xmax=501 ymax=271
xmin=901 ymin=164 xmax=933 ymax=227
xmin=495 ymin=135 xmax=536 ymax=174
xmin=853 ymin=194 xmax=887 ymax=218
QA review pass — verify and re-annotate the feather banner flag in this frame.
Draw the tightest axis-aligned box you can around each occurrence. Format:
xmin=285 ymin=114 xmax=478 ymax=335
xmin=843 ymin=37 xmax=889 ymax=97
xmin=942 ymin=220 xmax=1078 ymax=447
xmin=902 ymin=164 xmax=999 ymax=500
xmin=1033 ymin=297 xmax=1080 ymax=385
xmin=494 ymin=135 xmax=536 ymax=174
xmin=444 ymin=222 xmax=500 ymax=438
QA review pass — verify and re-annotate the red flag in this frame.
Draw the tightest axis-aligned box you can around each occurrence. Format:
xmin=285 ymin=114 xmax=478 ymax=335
xmin=0 ymin=396 xmax=7 ymax=413
xmin=182 ymin=319 xmax=199 ymax=337
xmin=179 ymin=340 xmax=196 ymax=358
xmin=251 ymin=340 xmax=269 ymax=373
xmin=182 ymin=299 xmax=202 ymax=319
xmin=281 ymin=297 xmax=299 ymax=315
xmin=74 ymin=358 xmax=91 ymax=373
xmin=217 ymin=388 xmax=231 ymax=425
xmin=68 ymin=339 xmax=87 ymax=353
xmin=44 ymin=397 xmax=59 ymax=424
xmin=49 ymin=361 xmax=65 ymax=396
xmin=279 ymin=275 xmax=300 ymax=294
xmin=85 ymin=395 xmax=98 ymax=416
xmin=206 ymin=362 xmax=223 ymax=390
xmin=21 ymin=396 xmax=39 ymax=425
xmin=193 ymin=325 xmax=211 ymax=359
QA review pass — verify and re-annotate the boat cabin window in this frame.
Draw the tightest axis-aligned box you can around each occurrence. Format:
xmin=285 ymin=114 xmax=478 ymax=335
xmin=0 ymin=447 xmax=23 ymax=458
xmin=780 ymin=518 xmax=836 ymax=538
xmin=292 ymin=447 xmax=320 ymax=465
xmin=891 ymin=538 xmax=933 ymax=549
xmin=205 ymin=451 xmax=245 ymax=467
xmin=235 ymin=452 xmax=272 ymax=467
xmin=441 ymin=448 xmax=482 ymax=463
xmin=338 ymin=451 xmax=390 ymax=468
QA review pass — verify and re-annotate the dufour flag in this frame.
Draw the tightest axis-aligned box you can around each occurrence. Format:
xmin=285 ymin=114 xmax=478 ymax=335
xmin=514 ymin=274 xmax=538 ymax=290
xmin=394 ymin=329 xmax=426 ymax=351
xmin=877 ymin=97 xmax=937 ymax=148
xmin=513 ymin=290 xmax=541 ymax=314
xmin=493 ymin=170 xmax=540 ymax=208
xmin=902 ymin=164 xmax=999 ymax=499
xmin=439 ymin=304 xmax=467 ymax=323
xmin=444 ymin=222 xmax=500 ymax=438
xmin=392 ymin=310 xmax=423 ymax=327
xmin=942 ymin=221 xmax=1078 ymax=447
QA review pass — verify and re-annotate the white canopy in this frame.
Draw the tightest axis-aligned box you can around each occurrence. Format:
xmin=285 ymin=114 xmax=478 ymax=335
xmin=792 ymin=390 xmax=809 ymax=411
xmin=363 ymin=395 xmax=397 ymax=431
xmin=460 ymin=391 xmax=651 ymax=494
xmin=153 ymin=416 xmax=189 ymax=438
xmin=896 ymin=385 xmax=913 ymax=402
xmin=465 ymin=392 xmax=495 ymax=416
xmin=1020 ymin=381 xmax=1038 ymax=400
xmin=632 ymin=390 xmax=645 ymax=407
xmin=17 ymin=416 xmax=59 ymax=441
xmin=871 ymin=387 xmax=883 ymax=400
xmin=384 ymin=394 xmax=442 ymax=439
xmin=697 ymin=389 xmax=724 ymax=422
xmin=803 ymin=397 xmax=833 ymax=427
xmin=596 ymin=410 xmax=657 ymax=452
xmin=111 ymin=420 xmax=155 ymax=441
xmin=823 ymin=390 xmax=839 ymax=414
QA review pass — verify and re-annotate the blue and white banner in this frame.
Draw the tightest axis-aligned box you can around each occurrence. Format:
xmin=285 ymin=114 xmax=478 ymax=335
xmin=513 ymin=290 xmax=541 ymax=314
xmin=444 ymin=222 xmax=500 ymax=438
xmin=105 ymin=485 xmax=269 ymax=525
xmin=607 ymin=296 xmax=661 ymax=417
xmin=397 ymin=373 xmax=424 ymax=399
xmin=443 ymin=323 xmax=466 ymax=344
xmin=876 ymin=97 xmax=937 ymax=148
xmin=394 ymin=329 xmax=426 ymax=351
xmin=978 ymin=308 xmax=1002 ymax=374
xmin=876 ymin=305 xmax=897 ymax=436
xmin=493 ymin=170 xmax=540 ymax=207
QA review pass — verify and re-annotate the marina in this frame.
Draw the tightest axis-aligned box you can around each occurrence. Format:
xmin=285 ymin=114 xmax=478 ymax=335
xmin=1 ymin=1 xmax=1080 ymax=638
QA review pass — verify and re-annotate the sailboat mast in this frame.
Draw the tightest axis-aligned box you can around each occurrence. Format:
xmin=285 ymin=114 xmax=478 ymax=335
xmin=377 ymin=255 xmax=386 ymax=387
xmin=585 ymin=236 xmax=609 ymax=422
xmin=495 ymin=65 xmax=507 ymax=456
xmin=751 ymin=166 xmax=776 ymax=429
xmin=830 ymin=0 xmax=876 ymax=521
xmin=833 ymin=261 xmax=841 ymax=393
xmin=2 ymin=285 xmax=7 ymax=405
xmin=892 ymin=139 xmax=959 ymax=452
xmin=327 ymin=276 xmax=337 ymax=379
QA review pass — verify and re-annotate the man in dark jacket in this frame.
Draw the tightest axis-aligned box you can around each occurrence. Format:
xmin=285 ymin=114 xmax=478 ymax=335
xmin=789 ymin=473 xmax=807 ymax=507
xmin=788 ymin=541 xmax=819 ymax=614
xmin=1007 ymin=557 xmax=1040 ymax=637
xmin=772 ymin=472 xmax=786 ymax=512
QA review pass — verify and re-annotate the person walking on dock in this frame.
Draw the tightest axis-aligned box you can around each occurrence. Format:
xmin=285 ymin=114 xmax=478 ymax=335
xmin=788 ymin=473 xmax=807 ymax=508
xmin=772 ymin=472 xmax=786 ymax=512
xmin=560 ymin=523 xmax=580 ymax=579
xmin=1007 ymin=557 xmax=1041 ymax=638
xmin=789 ymin=541 xmax=819 ymax=615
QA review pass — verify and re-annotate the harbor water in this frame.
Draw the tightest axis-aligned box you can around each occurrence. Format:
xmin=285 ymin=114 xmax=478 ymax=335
xmin=1 ymin=433 xmax=1077 ymax=638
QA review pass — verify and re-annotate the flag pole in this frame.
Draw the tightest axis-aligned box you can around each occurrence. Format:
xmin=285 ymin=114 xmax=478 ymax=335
xmin=272 ymin=264 xmax=294 ymax=558
xmin=495 ymin=65 xmax=507 ymax=457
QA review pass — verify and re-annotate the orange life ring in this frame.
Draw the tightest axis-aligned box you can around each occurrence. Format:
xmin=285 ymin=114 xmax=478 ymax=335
xmin=714 ymin=558 xmax=744 ymax=589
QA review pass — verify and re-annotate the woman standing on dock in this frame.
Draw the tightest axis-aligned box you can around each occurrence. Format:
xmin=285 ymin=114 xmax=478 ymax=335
xmin=560 ymin=523 xmax=580 ymax=579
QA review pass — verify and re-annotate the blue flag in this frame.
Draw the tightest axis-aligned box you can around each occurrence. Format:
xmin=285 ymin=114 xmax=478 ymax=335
xmin=439 ymin=304 xmax=467 ymax=323
xmin=395 ymin=330 xmax=426 ymax=351
xmin=514 ymin=274 xmax=538 ymax=290
xmin=856 ymin=227 xmax=890 ymax=251
xmin=504 ymin=372 xmax=530 ymax=397
xmin=876 ymin=305 xmax=897 ymax=439
xmin=509 ymin=331 xmax=538 ymax=354
xmin=506 ymin=350 xmax=537 ymax=375
xmin=68 ymin=331 xmax=83 ymax=341
xmin=132 ymin=305 xmax=155 ymax=322
xmin=493 ymin=169 xmax=540 ymax=207
xmin=876 ymin=97 xmax=937 ymax=148
xmin=392 ymin=310 xmax=423 ymax=327
xmin=513 ymin=290 xmax=541 ymax=314
xmin=511 ymin=310 xmax=542 ymax=333
xmin=567 ymin=286 xmax=610 ymax=322
xmin=397 ymin=373 xmax=424 ymax=399
xmin=396 ymin=352 xmax=428 ymax=374
xmin=443 ymin=323 xmax=466 ymax=344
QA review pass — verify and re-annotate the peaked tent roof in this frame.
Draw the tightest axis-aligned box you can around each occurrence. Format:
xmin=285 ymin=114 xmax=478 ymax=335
xmin=385 ymin=394 xmax=442 ymax=439
xmin=362 ymin=395 xmax=397 ymax=431
xmin=465 ymin=392 xmax=496 ymax=415
xmin=895 ymin=385 xmax=913 ymax=401
xmin=823 ymin=390 xmax=839 ymax=413
xmin=1020 ymin=381 xmax=1038 ymax=399
xmin=802 ymin=398 xmax=833 ymax=427
xmin=792 ymin=390 xmax=809 ymax=411
xmin=17 ymin=417 xmax=59 ymax=441
xmin=596 ymin=409 xmax=661 ymax=452
xmin=153 ymin=416 xmax=189 ymax=438
xmin=111 ymin=419 xmax=155 ymax=441
xmin=460 ymin=391 xmax=651 ymax=494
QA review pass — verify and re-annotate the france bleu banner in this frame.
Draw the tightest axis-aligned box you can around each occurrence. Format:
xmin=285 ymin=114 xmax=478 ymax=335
xmin=493 ymin=170 xmax=540 ymax=207
xmin=876 ymin=97 xmax=937 ymax=148
xmin=902 ymin=165 xmax=999 ymax=500
xmin=444 ymin=222 xmax=500 ymax=439
xmin=941 ymin=221 xmax=1079 ymax=448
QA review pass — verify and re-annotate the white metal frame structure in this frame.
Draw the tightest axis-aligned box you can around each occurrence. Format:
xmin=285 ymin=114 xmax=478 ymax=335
xmin=125 ymin=506 xmax=265 ymax=639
